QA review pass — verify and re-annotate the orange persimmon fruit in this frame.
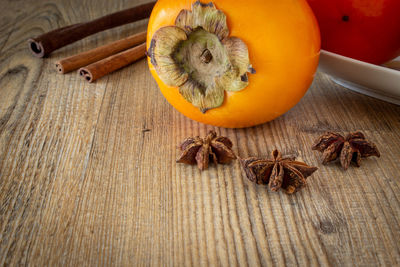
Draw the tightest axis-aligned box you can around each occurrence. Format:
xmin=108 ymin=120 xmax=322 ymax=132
xmin=147 ymin=0 xmax=320 ymax=128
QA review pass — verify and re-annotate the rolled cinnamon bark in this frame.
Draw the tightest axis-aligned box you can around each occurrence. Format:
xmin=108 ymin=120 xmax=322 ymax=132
xmin=78 ymin=42 xmax=146 ymax=83
xmin=28 ymin=1 xmax=155 ymax=57
xmin=56 ymin=31 xmax=147 ymax=74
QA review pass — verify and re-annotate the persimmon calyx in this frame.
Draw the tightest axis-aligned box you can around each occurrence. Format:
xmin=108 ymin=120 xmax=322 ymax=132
xmin=148 ymin=0 xmax=255 ymax=113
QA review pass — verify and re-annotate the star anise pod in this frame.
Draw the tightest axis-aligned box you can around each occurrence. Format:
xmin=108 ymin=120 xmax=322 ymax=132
xmin=176 ymin=130 xmax=236 ymax=170
xmin=312 ymin=131 xmax=380 ymax=170
xmin=240 ymin=149 xmax=318 ymax=194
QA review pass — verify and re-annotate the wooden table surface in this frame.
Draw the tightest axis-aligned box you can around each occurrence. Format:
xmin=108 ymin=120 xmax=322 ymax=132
xmin=1 ymin=0 xmax=400 ymax=266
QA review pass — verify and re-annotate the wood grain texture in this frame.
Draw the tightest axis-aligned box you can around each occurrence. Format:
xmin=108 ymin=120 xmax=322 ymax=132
xmin=0 ymin=0 xmax=399 ymax=266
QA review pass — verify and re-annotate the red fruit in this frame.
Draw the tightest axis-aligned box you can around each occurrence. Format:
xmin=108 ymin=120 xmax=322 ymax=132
xmin=307 ymin=0 xmax=400 ymax=64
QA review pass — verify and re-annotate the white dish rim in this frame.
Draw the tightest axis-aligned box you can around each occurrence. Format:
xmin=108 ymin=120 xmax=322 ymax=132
xmin=320 ymin=49 xmax=400 ymax=76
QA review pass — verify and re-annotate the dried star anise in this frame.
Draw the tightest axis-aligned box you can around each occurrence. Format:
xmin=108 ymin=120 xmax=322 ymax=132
xmin=240 ymin=149 xmax=318 ymax=194
xmin=176 ymin=130 xmax=236 ymax=170
xmin=312 ymin=131 xmax=380 ymax=170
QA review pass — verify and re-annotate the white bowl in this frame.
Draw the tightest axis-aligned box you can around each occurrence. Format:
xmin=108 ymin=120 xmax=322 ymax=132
xmin=318 ymin=50 xmax=400 ymax=105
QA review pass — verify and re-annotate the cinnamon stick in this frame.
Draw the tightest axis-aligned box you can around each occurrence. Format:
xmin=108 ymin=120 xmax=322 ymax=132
xmin=28 ymin=1 xmax=155 ymax=58
xmin=56 ymin=31 xmax=147 ymax=74
xmin=78 ymin=43 xmax=146 ymax=83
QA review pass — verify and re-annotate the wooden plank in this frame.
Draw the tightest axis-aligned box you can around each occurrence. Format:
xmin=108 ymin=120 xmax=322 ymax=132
xmin=0 ymin=0 xmax=400 ymax=266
